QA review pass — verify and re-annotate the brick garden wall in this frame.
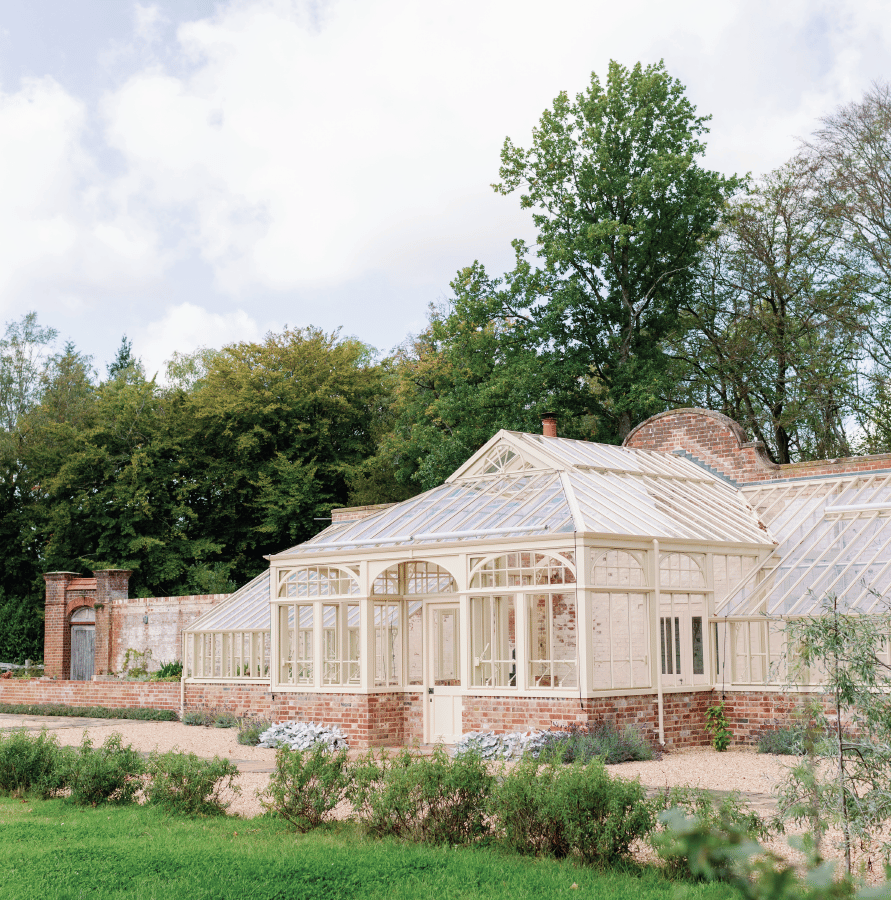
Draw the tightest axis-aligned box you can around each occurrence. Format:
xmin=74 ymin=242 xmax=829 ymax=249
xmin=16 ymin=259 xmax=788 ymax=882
xmin=0 ymin=673 xmax=824 ymax=750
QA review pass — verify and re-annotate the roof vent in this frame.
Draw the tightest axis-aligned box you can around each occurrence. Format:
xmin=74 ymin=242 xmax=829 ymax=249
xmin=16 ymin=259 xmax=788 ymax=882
xmin=541 ymin=412 xmax=557 ymax=438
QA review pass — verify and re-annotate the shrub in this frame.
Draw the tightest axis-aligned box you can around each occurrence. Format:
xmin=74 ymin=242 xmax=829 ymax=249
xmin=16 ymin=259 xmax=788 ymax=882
xmin=212 ymin=712 xmax=239 ymax=729
xmin=488 ymin=757 xmax=653 ymax=864
xmin=757 ymin=726 xmax=806 ymax=756
xmin=651 ymin=786 xmax=773 ymax=880
xmin=182 ymin=710 xmax=209 ymax=726
xmin=153 ymin=660 xmax=183 ymax=681
xmin=0 ymin=703 xmax=177 ymax=721
xmin=0 ymin=729 xmax=66 ymax=798
xmin=705 ymin=700 xmax=733 ymax=751
xmin=61 ymin=733 xmax=145 ymax=806
xmin=531 ymin=721 xmax=655 ymax=764
xmin=263 ymin=745 xmax=351 ymax=832
xmin=147 ymin=750 xmax=239 ymax=816
xmin=237 ymin=718 xmax=273 ymax=746
xmin=350 ymin=747 xmax=493 ymax=844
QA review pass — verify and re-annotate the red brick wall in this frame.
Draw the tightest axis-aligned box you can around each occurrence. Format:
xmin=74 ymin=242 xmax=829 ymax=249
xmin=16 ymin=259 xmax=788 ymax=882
xmin=624 ymin=408 xmax=891 ymax=485
xmin=721 ymin=691 xmax=833 ymax=746
xmin=0 ymin=678 xmax=181 ymax=712
xmin=463 ymin=692 xmax=714 ymax=750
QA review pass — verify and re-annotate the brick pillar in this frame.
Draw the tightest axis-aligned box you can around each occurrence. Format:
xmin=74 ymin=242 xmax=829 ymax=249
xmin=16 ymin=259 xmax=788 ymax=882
xmin=44 ymin=572 xmax=79 ymax=678
xmin=93 ymin=569 xmax=132 ymax=676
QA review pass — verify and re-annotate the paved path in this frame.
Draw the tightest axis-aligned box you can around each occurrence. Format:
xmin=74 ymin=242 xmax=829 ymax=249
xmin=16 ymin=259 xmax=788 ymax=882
xmin=0 ymin=713 xmax=164 ymax=731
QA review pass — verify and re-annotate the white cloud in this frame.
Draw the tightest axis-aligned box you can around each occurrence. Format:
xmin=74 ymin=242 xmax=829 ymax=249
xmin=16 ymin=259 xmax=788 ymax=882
xmin=133 ymin=301 xmax=263 ymax=378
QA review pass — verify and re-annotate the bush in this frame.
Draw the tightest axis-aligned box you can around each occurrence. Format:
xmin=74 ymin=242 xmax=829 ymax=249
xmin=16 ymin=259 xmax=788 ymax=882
xmin=237 ymin=718 xmax=273 ymax=746
xmin=263 ymin=745 xmax=351 ymax=832
xmin=488 ymin=757 xmax=653 ymax=864
xmin=153 ymin=660 xmax=183 ymax=681
xmin=757 ymin=726 xmax=806 ymax=756
xmin=147 ymin=750 xmax=239 ymax=816
xmin=181 ymin=708 xmax=239 ymax=728
xmin=350 ymin=747 xmax=493 ymax=844
xmin=212 ymin=712 xmax=239 ymax=729
xmin=61 ymin=733 xmax=145 ymax=806
xmin=182 ymin=710 xmax=209 ymax=726
xmin=0 ymin=703 xmax=177 ymax=721
xmin=531 ymin=721 xmax=655 ymax=764
xmin=0 ymin=729 xmax=66 ymax=798
xmin=651 ymin=786 xmax=773 ymax=880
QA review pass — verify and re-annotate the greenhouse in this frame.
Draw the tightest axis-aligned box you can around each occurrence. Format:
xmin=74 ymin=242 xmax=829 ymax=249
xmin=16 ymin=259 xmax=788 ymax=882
xmin=184 ymin=419 xmax=789 ymax=745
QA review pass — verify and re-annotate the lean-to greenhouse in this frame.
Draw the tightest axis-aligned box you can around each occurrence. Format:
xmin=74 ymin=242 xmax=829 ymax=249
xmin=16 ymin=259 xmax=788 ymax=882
xmin=182 ymin=407 xmax=891 ymax=748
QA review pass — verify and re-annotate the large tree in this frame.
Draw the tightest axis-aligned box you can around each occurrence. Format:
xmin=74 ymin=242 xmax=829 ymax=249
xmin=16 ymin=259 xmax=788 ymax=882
xmin=676 ymin=160 xmax=868 ymax=463
xmin=490 ymin=59 xmax=739 ymax=440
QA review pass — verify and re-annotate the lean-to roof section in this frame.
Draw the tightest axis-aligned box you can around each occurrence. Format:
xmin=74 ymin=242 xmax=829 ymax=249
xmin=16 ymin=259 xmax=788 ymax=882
xmin=722 ymin=471 xmax=891 ymax=615
xmin=275 ymin=432 xmax=771 ymax=556
xmin=185 ymin=570 xmax=270 ymax=633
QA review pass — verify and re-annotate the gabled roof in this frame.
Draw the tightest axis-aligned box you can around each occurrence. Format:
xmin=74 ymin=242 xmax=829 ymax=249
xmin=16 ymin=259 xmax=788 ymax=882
xmin=274 ymin=431 xmax=772 ymax=557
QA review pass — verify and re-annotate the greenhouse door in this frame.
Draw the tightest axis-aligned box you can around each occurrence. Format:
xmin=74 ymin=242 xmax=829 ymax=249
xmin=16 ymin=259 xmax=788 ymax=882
xmin=659 ymin=611 xmax=706 ymax=688
xmin=427 ymin=603 xmax=462 ymax=743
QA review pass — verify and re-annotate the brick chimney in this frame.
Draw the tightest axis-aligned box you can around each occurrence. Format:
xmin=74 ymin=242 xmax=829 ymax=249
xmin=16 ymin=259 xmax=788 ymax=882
xmin=541 ymin=413 xmax=557 ymax=438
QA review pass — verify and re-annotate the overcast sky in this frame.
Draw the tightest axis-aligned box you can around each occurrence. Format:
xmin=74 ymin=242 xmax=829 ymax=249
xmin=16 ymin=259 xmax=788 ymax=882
xmin=0 ymin=0 xmax=889 ymax=377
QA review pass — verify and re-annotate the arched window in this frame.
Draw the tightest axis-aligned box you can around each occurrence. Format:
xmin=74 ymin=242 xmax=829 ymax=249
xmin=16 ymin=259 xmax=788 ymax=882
xmin=372 ymin=561 xmax=456 ymax=595
xmin=469 ymin=551 xmax=575 ymax=589
xmin=480 ymin=446 xmax=531 ymax=475
xmin=69 ymin=606 xmax=96 ymax=624
xmin=277 ymin=566 xmax=359 ymax=598
xmin=660 ymin=553 xmax=706 ymax=589
xmin=591 ymin=550 xmax=647 ymax=588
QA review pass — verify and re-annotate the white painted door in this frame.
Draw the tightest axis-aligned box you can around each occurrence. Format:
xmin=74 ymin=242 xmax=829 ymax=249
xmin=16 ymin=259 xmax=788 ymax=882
xmin=427 ymin=603 xmax=463 ymax=743
xmin=659 ymin=593 xmax=708 ymax=687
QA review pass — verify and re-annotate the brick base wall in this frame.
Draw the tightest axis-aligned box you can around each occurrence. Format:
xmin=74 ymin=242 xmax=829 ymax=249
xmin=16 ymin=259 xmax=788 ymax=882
xmin=0 ymin=678 xmax=822 ymax=750
xmin=463 ymin=692 xmax=714 ymax=750
xmin=0 ymin=678 xmax=181 ymax=712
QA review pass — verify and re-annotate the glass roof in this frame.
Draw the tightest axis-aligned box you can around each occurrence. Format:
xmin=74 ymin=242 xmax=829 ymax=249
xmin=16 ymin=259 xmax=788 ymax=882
xmin=278 ymin=431 xmax=770 ymax=556
xmin=722 ymin=471 xmax=891 ymax=615
xmin=185 ymin=570 xmax=270 ymax=633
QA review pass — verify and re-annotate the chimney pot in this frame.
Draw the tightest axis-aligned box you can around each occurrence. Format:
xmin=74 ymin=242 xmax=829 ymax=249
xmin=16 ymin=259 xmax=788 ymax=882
xmin=541 ymin=412 xmax=557 ymax=438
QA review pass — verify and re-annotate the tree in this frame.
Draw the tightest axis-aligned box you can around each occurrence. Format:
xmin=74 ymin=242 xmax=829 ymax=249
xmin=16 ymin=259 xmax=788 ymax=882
xmin=778 ymin=596 xmax=891 ymax=875
xmin=676 ymin=160 xmax=868 ymax=463
xmin=0 ymin=312 xmax=57 ymax=433
xmin=491 ymin=60 xmax=739 ymax=440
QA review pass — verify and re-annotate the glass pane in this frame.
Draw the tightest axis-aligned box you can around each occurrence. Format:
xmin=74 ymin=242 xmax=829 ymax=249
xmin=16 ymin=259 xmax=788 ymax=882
xmin=374 ymin=603 xmax=402 ymax=687
xmin=527 ymin=593 xmax=577 ymax=688
xmin=471 ymin=595 xmax=516 ymax=688
xmin=407 ymin=601 xmax=423 ymax=685
xmin=433 ymin=608 xmax=460 ymax=686
xmin=692 ymin=616 xmax=704 ymax=675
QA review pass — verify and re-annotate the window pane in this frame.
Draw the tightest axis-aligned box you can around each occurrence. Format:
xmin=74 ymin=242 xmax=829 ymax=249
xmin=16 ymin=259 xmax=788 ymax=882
xmin=527 ymin=592 xmax=577 ymax=688
xmin=692 ymin=616 xmax=704 ymax=675
xmin=471 ymin=595 xmax=516 ymax=688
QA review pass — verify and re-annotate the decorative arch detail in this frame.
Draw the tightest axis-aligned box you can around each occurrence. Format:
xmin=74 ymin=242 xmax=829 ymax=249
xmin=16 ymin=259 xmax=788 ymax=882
xmin=660 ymin=553 xmax=707 ymax=589
xmin=469 ymin=551 xmax=575 ymax=589
xmin=277 ymin=565 xmax=360 ymax=598
xmin=591 ymin=549 xmax=647 ymax=588
xmin=372 ymin=561 xmax=457 ymax=595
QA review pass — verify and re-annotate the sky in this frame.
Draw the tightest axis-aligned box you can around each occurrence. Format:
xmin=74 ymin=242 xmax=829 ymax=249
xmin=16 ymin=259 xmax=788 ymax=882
xmin=0 ymin=0 xmax=889 ymax=378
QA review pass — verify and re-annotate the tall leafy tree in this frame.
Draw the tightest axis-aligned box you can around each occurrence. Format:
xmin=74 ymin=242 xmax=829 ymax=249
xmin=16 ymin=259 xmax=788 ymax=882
xmin=676 ymin=160 xmax=868 ymax=463
xmin=490 ymin=59 xmax=739 ymax=440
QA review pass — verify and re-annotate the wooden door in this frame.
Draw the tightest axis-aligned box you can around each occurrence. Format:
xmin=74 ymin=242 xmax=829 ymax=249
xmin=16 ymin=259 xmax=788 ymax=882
xmin=427 ymin=603 xmax=462 ymax=742
xmin=71 ymin=626 xmax=95 ymax=681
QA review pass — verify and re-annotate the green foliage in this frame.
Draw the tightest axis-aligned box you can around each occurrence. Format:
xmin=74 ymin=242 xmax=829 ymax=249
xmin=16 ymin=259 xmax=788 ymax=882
xmin=651 ymin=788 xmax=773 ymax=880
xmin=61 ymin=733 xmax=145 ymax=806
xmin=488 ymin=757 xmax=653 ymax=864
xmin=0 ymin=702 xmax=176 ymax=720
xmin=262 ymin=745 xmax=351 ymax=832
xmin=146 ymin=750 xmax=239 ymax=816
xmin=182 ymin=710 xmax=210 ymax=726
xmin=349 ymin=747 xmax=493 ymax=845
xmin=121 ymin=647 xmax=153 ymax=678
xmin=153 ymin=660 xmax=183 ymax=680
xmin=532 ymin=721 xmax=655 ymax=764
xmin=779 ymin=598 xmax=891 ymax=872
xmin=656 ymin=807 xmax=889 ymax=899
xmin=236 ymin=717 xmax=273 ymax=746
xmin=0 ymin=590 xmax=43 ymax=664
xmin=705 ymin=700 xmax=732 ymax=752
xmin=758 ymin=726 xmax=807 ymax=756
xmin=212 ymin=712 xmax=239 ymax=728
xmin=0 ymin=729 xmax=66 ymax=799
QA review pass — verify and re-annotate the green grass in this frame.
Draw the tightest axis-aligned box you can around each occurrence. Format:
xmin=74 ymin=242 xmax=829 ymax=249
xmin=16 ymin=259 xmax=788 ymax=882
xmin=0 ymin=797 xmax=740 ymax=900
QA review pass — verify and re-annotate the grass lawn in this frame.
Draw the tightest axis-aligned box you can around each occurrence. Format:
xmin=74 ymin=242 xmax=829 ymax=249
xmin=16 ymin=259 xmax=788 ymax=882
xmin=0 ymin=797 xmax=741 ymax=900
